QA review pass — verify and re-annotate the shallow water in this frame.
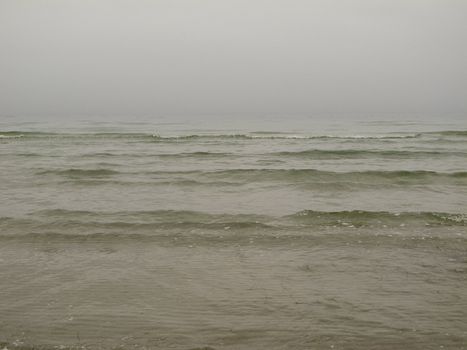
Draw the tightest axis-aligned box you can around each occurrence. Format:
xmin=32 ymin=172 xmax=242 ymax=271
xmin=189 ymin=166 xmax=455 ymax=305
xmin=1 ymin=117 xmax=467 ymax=349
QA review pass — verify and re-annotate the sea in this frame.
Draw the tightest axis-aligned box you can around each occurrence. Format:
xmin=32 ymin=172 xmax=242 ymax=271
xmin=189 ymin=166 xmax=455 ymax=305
xmin=1 ymin=116 xmax=466 ymax=350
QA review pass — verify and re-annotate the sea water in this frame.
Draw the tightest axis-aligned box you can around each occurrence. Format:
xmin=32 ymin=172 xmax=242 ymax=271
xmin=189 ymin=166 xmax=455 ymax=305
xmin=1 ymin=116 xmax=466 ymax=349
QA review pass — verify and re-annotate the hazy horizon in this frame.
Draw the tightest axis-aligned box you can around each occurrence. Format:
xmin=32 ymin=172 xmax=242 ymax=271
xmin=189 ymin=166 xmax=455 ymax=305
xmin=1 ymin=0 xmax=466 ymax=120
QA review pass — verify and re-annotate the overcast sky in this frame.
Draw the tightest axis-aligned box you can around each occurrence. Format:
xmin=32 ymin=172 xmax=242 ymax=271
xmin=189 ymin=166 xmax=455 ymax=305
xmin=0 ymin=0 xmax=466 ymax=119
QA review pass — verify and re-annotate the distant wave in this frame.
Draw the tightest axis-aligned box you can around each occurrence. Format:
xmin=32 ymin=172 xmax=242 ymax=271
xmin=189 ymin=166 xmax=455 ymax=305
xmin=156 ymin=151 xmax=234 ymax=158
xmin=271 ymin=149 xmax=466 ymax=159
xmin=147 ymin=168 xmax=467 ymax=181
xmin=0 ymin=131 xmax=153 ymax=140
xmin=37 ymin=168 xmax=120 ymax=177
xmin=0 ymin=130 xmax=427 ymax=141
xmin=150 ymin=133 xmax=422 ymax=141
xmin=35 ymin=167 xmax=467 ymax=183
xmin=80 ymin=149 xmax=462 ymax=160
xmin=77 ymin=151 xmax=234 ymax=159
xmin=0 ymin=131 xmax=53 ymax=138
xmin=0 ymin=131 xmax=25 ymax=139
xmin=427 ymin=130 xmax=467 ymax=137
xmin=2 ymin=130 xmax=467 ymax=141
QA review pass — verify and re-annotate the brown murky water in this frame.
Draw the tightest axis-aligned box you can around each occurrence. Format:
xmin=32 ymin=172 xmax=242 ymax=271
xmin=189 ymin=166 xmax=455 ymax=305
xmin=1 ymin=119 xmax=467 ymax=349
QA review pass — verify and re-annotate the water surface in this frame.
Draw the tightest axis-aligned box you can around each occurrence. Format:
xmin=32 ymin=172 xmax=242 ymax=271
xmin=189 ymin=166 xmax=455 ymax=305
xmin=1 ymin=117 xmax=467 ymax=349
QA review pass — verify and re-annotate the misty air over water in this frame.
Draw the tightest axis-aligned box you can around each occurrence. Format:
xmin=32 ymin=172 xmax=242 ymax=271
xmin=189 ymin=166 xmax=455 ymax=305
xmin=1 ymin=1 xmax=467 ymax=350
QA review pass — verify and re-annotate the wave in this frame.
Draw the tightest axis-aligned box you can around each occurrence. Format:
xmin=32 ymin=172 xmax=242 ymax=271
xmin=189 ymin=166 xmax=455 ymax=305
xmin=156 ymin=151 xmax=234 ymax=158
xmin=67 ymin=179 xmax=242 ymax=187
xmin=76 ymin=151 xmax=235 ymax=159
xmin=1 ymin=210 xmax=465 ymax=239
xmin=0 ymin=130 xmax=422 ymax=141
xmin=150 ymin=133 xmax=422 ymax=141
xmin=0 ymin=209 xmax=274 ymax=235
xmin=37 ymin=168 xmax=120 ymax=177
xmin=427 ymin=130 xmax=467 ymax=137
xmin=287 ymin=210 xmax=467 ymax=226
xmin=149 ymin=168 xmax=467 ymax=182
xmin=34 ymin=208 xmax=268 ymax=224
xmin=271 ymin=149 xmax=465 ymax=159
xmin=0 ymin=131 xmax=56 ymax=138
xmin=0 ymin=131 xmax=154 ymax=140
xmin=35 ymin=167 xmax=467 ymax=183
xmin=2 ymin=129 xmax=466 ymax=141
xmin=37 ymin=208 xmax=466 ymax=224
xmin=0 ymin=134 xmax=24 ymax=139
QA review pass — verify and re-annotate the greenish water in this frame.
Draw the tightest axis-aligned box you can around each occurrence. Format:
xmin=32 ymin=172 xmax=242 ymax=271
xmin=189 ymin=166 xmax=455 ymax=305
xmin=1 ymin=117 xmax=467 ymax=349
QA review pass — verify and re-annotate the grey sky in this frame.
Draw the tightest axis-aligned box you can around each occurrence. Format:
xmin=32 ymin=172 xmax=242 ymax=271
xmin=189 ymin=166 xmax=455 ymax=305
xmin=1 ymin=0 xmax=466 ymax=118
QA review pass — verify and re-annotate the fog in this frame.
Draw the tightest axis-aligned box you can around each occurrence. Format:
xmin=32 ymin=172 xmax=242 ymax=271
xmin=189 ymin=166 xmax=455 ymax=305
xmin=1 ymin=0 xmax=466 ymax=119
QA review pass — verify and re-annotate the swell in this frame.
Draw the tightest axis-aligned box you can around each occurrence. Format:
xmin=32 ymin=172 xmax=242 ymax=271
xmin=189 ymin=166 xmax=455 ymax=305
xmin=35 ymin=167 xmax=467 ymax=183
xmin=0 ymin=130 xmax=467 ymax=140
xmin=38 ymin=208 xmax=467 ymax=226
xmin=147 ymin=169 xmax=467 ymax=182
xmin=0 ymin=219 xmax=274 ymax=231
xmin=79 ymin=149 xmax=466 ymax=160
xmin=156 ymin=151 xmax=233 ymax=158
xmin=0 ymin=210 xmax=465 ymax=238
xmin=0 ymin=130 xmax=432 ymax=141
xmin=0 ymin=131 xmax=154 ymax=140
xmin=150 ymin=133 xmax=423 ymax=141
xmin=287 ymin=210 xmax=467 ymax=226
xmin=37 ymin=168 xmax=120 ymax=177
xmin=427 ymin=130 xmax=467 ymax=137
xmin=32 ymin=209 xmax=270 ymax=225
xmin=271 ymin=149 xmax=467 ymax=159
xmin=2 ymin=129 xmax=466 ymax=141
